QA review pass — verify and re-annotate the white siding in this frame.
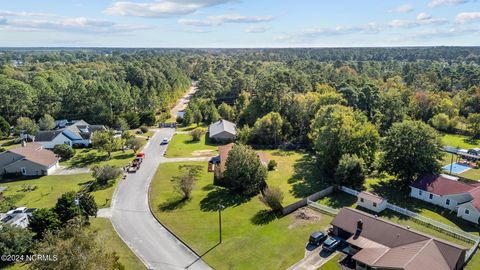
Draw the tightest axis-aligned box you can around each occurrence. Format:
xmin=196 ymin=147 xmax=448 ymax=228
xmin=46 ymin=161 xmax=59 ymax=175
xmin=357 ymin=197 xmax=387 ymax=213
xmin=457 ymin=203 xmax=480 ymax=224
xmin=409 ymin=187 xmax=466 ymax=211
xmin=37 ymin=133 xmax=73 ymax=149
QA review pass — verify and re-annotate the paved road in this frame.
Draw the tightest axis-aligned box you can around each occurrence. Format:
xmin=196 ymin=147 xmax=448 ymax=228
xmin=110 ymin=128 xmax=211 ymax=270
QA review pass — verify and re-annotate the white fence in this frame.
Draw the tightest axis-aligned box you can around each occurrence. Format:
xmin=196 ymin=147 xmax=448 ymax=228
xmin=386 ymin=203 xmax=479 ymax=243
xmin=306 ymin=199 xmax=339 ymax=216
xmin=339 ymin=186 xmax=359 ymax=196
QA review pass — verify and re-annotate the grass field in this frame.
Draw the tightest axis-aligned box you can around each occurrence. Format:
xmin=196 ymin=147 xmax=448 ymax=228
xmin=0 ymin=173 xmax=120 ymax=209
xmin=442 ymin=134 xmax=480 ymax=149
xmin=0 ymin=137 xmax=17 ymax=150
xmin=318 ymin=253 xmax=342 ymax=270
xmin=149 ymin=162 xmax=332 ymax=270
xmin=89 ymin=218 xmax=145 ymax=269
xmin=175 ymin=123 xmax=208 ymax=132
xmin=164 ymin=133 xmax=218 ymax=157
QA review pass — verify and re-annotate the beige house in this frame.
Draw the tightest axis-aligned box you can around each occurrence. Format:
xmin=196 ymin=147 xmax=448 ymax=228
xmin=0 ymin=142 xmax=59 ymax=176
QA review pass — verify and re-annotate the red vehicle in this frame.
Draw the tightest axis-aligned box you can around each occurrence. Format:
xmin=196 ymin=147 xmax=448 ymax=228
xmin=137 ymin=152 xmax=145 ymax=159
xmin=127 ymin=153 xmax=145 ymax=173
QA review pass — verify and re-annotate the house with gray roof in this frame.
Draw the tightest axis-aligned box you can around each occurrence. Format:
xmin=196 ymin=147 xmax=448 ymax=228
xmin=35 ymin=120 xmax=106 ymax=149
xmin=208 ymin=119 xmax=236 ymax=142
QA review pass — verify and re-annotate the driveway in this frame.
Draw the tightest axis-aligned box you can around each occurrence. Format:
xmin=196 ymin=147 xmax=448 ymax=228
xmin=170 ymin=84 xmax=197 ymax=119
xmin=110 ymin=129 xmax=211 ymax=270
xmin=287 ymin=245 xmax=338 ymax=270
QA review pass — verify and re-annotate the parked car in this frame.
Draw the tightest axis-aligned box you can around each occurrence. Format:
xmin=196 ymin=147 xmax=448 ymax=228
xmin=161 ymin=138 xmax=170 ymax=145
xmin=322 ymin=237 xmax=341 ymax=251
xmin=309 ymin=231 xmax=327 ymax=246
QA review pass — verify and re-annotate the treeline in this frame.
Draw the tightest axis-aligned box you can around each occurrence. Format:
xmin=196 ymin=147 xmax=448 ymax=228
xmin=0 ymin=52 xmax=191 ymax=127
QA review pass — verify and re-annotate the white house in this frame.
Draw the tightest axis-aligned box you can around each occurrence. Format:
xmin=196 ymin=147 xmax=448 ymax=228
xmin=35 ymin=120 xmax=106 ymax=149
xmin=410 ymin=174 xmax=480 ymax=224
xmin=357 ymin=191 xmax=387 ymax=213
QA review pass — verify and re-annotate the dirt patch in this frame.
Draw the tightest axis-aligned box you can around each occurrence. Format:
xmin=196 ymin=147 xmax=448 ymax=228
xmin=288 ymin=207 xmax=322 ymax=229
xmin=192 ymin=150 xmax=216 ymax=157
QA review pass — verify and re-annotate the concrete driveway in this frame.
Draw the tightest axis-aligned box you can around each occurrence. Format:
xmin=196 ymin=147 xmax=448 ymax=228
xmin=110 ymin=129 xmax=211 ymax=270
xmin=287 ymin=244 xmax=338 ymax=270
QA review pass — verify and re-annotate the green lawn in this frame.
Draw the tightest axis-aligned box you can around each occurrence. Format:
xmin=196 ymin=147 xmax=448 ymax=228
xmin=89 ymin=217 xmax=145 ymax=269
xmin=0 ymin=137 xmax=18 ymax=150
xmin=0 ymin=173 xmax=120 ymax=209
xmin=62 ymin=146 xmax=144 ymax=169
xmin=318 ymin=253 xmax=342 ymax=270
xmin=149 ymin=162 xmax=332 ymax=270
xmin=164 ymin=133 xmax=218 ymax=158
xmin=175 ymin=123 xmax=208 ymax=132
xmin=442 ymin=134 xmax=480 ymax=149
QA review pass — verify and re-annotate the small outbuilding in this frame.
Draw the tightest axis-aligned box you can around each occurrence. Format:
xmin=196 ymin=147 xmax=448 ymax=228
xmin=357 ymin=191 xmax=387 ymax=213
xmin=208 ymin=119 xmax=236 ymax=142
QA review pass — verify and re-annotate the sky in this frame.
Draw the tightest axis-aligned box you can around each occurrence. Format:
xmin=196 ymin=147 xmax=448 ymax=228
xmin=0 ymin=0 xmax=479 ymax=47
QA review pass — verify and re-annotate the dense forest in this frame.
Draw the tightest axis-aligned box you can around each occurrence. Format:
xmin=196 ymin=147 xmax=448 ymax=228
xmin=1 ymin=47 xmax=480 ymax=151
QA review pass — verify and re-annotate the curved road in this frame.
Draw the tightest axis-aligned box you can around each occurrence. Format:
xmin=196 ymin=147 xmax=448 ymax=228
xmin=110 ymin=128 xmax=211 ymax=270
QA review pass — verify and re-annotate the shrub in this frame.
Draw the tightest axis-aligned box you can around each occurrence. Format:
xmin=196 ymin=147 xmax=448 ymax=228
xmin=140 ymin=125 xmax=149 ymax=134
xmin=53 ymin=144 xmax=75 ymax=160
xmin=176 ymin=116 xmax=184 ymax=124
xmin=190 ymin=128 xmax=204 ymax=142
xmin=267 ymin=160 xmax=277 ymax=171
xmin=259 ymin=186 xmax=284 ymax=211
xmin=335 ymin=154 xmax=366 ymax=188
xmin=92 ymin=165 xmax=123 ymax=185
xmin=139 ymin=111 xmax=157 ymax=126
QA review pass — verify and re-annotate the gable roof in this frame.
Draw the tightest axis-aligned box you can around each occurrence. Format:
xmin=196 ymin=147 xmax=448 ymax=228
xmin=332 ymin=208 xmax=465 ymax=270
xmin=358 ymin=191 xmax=386 ymax=204
xmin=35 ymin=120 xmax=106 ymax=143
xmin=35 ymin=130 xmax=65 ymax=142
xmin=209 ymin=119 xmax=236 ymax=137
xmin=7 ymin=143 xmax=59 ymax=167
xmin=411 ymin=174 xmax=474 ymax=196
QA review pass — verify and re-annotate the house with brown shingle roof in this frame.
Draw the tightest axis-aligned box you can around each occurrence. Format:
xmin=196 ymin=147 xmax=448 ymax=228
xmin=332 ymin=207 xmax=466 ymax=270
xmin=410 ymin=174 xmax=480 ymax=224
xmin=0 ymin=142 xmax=59 ymax=176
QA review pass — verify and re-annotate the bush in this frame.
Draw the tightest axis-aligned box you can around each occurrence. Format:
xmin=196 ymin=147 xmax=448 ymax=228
xmin=259 ymin=186 xmax=284 ymax=211
xmin=140 ymin=125 xmax=149 ymax=134
xmin=0 ymin=116 xmax=10 ymax=139
xmin=53 ymin=144 xmax=75 ymax=160
xmin=190 ymin=129 xmax=204 ymax=142
xmin=176 ymin=116 xmax=184 ymax=124
xmin=92 ymin=165 xmax=123 ymax=185
xmin=267 ymin=160 xmax=277 ymax=171
xmin=335 ymin=154 xmax=366 ymax=188
xmin=139 ymin=111 xmax=157 ymax=126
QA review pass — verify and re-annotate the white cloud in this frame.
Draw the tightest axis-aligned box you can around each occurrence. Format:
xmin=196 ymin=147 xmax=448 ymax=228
xmin=0 ymin=11 xmax=55 ymax=17
xmin=276 ymin=22 xmax=380 ymax=42
xmin=389 ymin=4 xmax=415 ymax=13
xmin=428 ymin=0 xmax=469 ymax=8
xmin=389 ymin=12 xmax=447 ymax=28
xmin=104 ymin=0 xmax=236 ymax=17
xmin=245 ymin=25 xmax=267 ymax=33
xmin=1 ymin=16 xmax=150 ymax=33
xmin=179 ymin=14 xmax=274 ymax=26
xmin=455 ymin=12 xmax=480 ymax=23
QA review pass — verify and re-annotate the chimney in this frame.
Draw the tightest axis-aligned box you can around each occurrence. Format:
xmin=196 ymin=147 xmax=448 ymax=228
xmin=21 ymin=140 xmax=26 ymax=147
xmin=356 ymin=219 xmax=363 ymax=232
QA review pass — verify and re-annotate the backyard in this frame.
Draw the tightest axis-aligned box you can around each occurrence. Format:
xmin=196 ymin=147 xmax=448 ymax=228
xmin=149 ymin=161 xmax=332 ymax=269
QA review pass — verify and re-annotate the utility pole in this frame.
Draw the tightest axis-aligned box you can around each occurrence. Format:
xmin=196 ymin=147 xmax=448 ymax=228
xmin=218 ymin=204 xmax=225 ymax=243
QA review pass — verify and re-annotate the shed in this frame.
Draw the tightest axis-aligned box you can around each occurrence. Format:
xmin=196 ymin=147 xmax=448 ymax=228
xmin=208 ymin=119 xmax=236 ymax=142
xmin=357 ymin=191 xmax=387 ymax=213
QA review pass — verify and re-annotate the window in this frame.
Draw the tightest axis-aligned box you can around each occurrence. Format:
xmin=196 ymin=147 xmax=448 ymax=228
xmin=465 ymin=209 xmax=470 ymax=215
xmin=419 ymin=190 xmax=422 ymax=196
xmin=446 ymin=199 xmax=450 ymax=205
xmin=429 ymin=194 xmax=433 ymax=200
xmin=373 ymin=202 xmax=377 ymax=207
xmin=360 ymin=198 xmax=364 ymax=203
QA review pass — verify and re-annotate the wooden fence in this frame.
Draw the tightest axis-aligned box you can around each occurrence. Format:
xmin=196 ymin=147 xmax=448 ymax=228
xmin=281 ymin=186 xmax=334 ymax=215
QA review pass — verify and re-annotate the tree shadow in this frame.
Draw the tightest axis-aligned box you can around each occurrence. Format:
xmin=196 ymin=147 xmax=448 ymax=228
xmin=113 ymin=153 xmax=134 ymax=160
xmin=464 ymin=137 xmax=479 ymax=146
xmin=250 ymin=209 xmax=277 ymax=225
xmin=320 ymin=192 xmax=357 ymax=209
xmin=69 ymin=152 xmax=107 ymax=168
xmin=288 ymin=155 xmax=331 ymax=198
xmin=200 ymin=187 xmax=251 ymax=212
xmin=202 ymin=184 xmax=217 ymax=191
xmin=159 ymin=197 xmax=189 ymax=212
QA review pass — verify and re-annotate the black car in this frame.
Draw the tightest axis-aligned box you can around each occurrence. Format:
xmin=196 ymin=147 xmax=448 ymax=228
xmin=308 ymin=231 xmax=327 ymax=246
